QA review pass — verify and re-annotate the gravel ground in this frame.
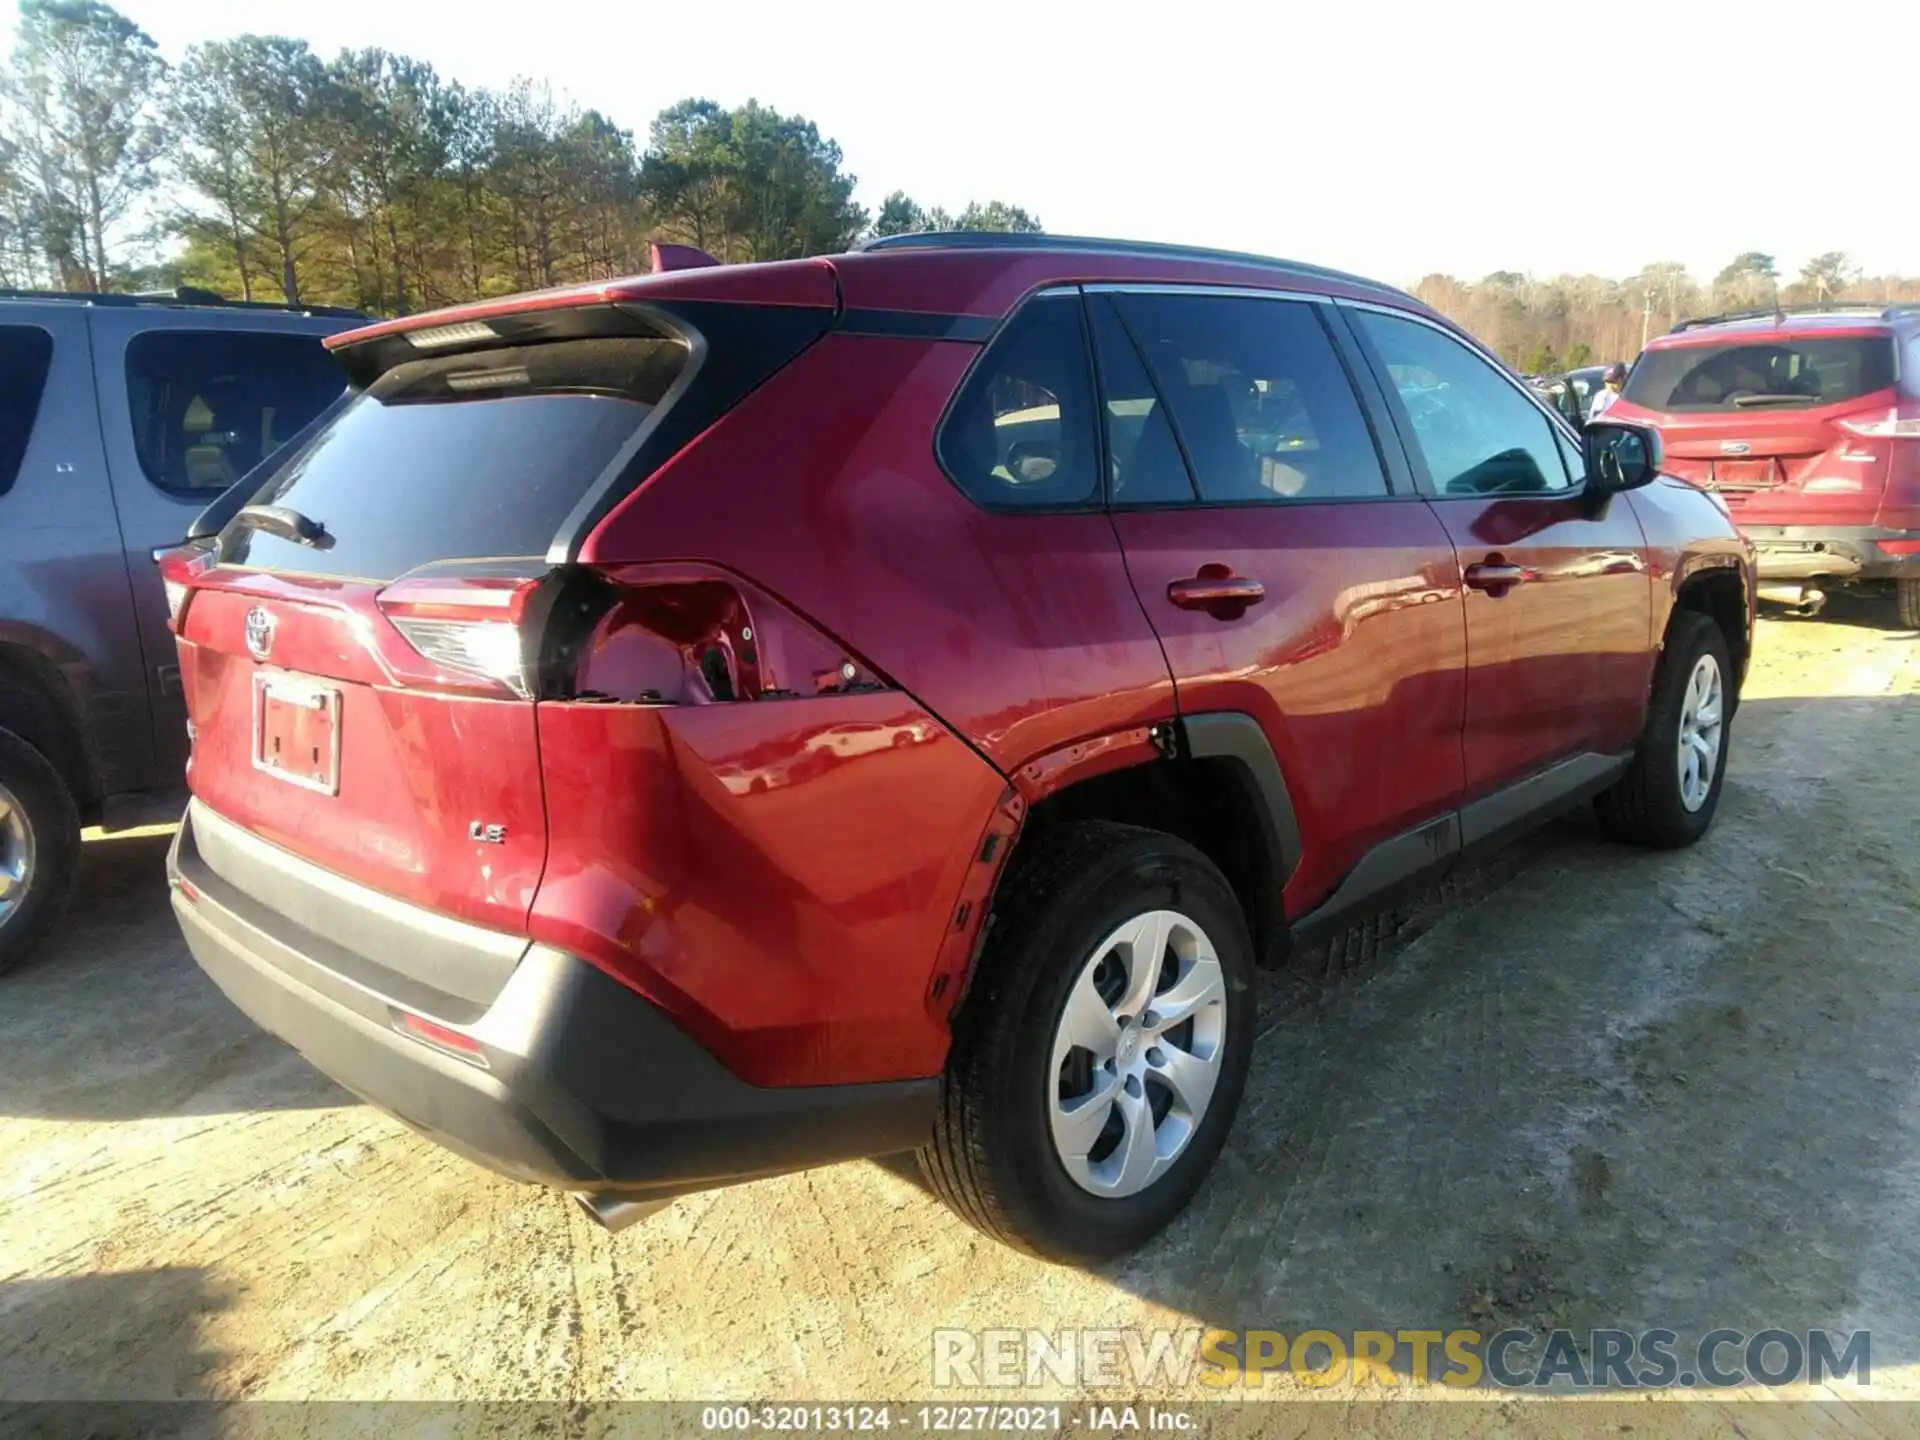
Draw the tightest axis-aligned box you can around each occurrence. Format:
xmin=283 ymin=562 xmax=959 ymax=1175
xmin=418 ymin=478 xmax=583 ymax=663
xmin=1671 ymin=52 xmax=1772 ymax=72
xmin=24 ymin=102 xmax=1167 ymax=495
xmin=3 ymin=600 xmax=1918 ymax=1425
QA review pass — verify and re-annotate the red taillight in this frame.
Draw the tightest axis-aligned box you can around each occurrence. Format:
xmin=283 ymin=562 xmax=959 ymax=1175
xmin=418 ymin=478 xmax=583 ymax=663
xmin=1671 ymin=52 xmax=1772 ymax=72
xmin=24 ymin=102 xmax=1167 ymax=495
xmin=376 ymin=573 xmax=543 ymax=697
xmin=156 ymin=540 xmax=217 ymax=633
xmin=1838 ymin=404 xmax=1920 ymax=440
xmin=390 ymin=1008 xmax=488 ymax=1067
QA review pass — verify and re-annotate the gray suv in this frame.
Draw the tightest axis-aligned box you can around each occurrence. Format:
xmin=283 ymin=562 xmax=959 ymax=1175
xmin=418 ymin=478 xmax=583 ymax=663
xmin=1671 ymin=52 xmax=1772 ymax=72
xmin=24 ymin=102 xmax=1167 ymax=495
xmin=0 ymin=288 xmax=359 ymax=971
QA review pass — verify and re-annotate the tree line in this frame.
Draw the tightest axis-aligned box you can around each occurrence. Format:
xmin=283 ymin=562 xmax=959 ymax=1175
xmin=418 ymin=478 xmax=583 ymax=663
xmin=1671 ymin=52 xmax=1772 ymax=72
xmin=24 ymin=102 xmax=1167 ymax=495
xmin=1415 ymin=251 xmax=1920 ymax=374
xmin=0 ymin=0 xmax=1039 ymax=312
xmin=2 ymin=0 xmax=1912 ymax=344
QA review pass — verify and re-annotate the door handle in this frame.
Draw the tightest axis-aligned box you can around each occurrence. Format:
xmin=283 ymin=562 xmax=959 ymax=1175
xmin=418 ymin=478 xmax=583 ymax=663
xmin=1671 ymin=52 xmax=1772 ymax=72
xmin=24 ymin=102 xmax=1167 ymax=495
xmin=1464 ymin=559 xmax=1528 ymax=595
xmin=1168 ymin=564 xmax=1266 ymax=619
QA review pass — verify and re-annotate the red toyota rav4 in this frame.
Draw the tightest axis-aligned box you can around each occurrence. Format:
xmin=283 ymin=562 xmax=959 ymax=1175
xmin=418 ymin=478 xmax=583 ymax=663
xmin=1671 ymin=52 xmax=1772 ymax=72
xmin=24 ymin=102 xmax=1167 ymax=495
xmin=1603 ymin=304 xmax=1920 ymax=622
xmin=163 ymin=234 xmax=1753 ymax=1263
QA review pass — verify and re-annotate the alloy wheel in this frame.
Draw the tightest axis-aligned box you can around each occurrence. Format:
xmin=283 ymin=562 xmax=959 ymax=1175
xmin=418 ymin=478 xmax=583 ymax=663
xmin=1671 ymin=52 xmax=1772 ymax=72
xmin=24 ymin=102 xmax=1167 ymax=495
xmin=1676 ymin=652 xmax=1724 ymax=813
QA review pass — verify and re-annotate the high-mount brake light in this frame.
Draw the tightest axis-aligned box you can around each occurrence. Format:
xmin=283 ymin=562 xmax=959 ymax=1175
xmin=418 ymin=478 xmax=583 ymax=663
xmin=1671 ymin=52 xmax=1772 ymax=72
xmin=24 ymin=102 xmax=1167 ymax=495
xmin=404 ymin=319 xmax=498 ymax=350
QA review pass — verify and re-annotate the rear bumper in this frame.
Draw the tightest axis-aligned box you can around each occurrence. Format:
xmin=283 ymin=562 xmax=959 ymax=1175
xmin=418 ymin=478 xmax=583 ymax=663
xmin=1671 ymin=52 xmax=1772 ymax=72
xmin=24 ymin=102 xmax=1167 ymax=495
xmin=1743 ymin=525 xmax=1920 ymax=582
xmin=168 ymin=802 xmax=936 ymax=1199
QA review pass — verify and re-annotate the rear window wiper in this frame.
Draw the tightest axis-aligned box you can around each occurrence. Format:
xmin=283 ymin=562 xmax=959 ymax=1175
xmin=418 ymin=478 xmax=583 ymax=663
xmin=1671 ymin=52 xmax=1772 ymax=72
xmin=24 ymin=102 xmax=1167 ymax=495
xmin=1732 ymin=394 xmax=1819 ymax=408
xmin=232 ymin=503 xmax=330 ymax=548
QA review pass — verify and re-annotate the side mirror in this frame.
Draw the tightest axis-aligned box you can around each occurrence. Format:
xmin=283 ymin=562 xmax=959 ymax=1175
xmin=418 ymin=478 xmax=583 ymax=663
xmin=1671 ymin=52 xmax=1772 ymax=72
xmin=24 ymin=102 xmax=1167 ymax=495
xmin=1583 ymin=422 xmax=1664 ymax=494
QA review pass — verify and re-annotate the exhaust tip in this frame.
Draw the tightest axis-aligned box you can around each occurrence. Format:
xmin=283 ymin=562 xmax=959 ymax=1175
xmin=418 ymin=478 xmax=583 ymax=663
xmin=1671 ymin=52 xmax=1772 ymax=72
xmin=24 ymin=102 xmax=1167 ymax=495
xmin=571 ymin=1191 xmax=669 ymax=1234
xmin=1756 ymin=582 xmax=1827 ymax=615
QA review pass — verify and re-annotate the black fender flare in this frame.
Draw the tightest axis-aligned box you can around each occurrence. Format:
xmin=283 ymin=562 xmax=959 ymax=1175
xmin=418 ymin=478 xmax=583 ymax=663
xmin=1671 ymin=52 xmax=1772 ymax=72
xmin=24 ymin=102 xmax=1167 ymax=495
xmin=1179 ymin=712 xmax=1301 ymax=962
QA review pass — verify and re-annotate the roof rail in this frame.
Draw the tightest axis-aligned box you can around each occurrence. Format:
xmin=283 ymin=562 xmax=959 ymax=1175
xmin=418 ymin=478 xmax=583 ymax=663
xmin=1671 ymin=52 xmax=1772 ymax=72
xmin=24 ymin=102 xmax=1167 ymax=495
xmin=856 ymin=230 xmax=1414 ymax=302
xmin=0 ymin=285 xmax=365 ymax=319
xmin=1670 ymin=301 xmax=1918 ymax=333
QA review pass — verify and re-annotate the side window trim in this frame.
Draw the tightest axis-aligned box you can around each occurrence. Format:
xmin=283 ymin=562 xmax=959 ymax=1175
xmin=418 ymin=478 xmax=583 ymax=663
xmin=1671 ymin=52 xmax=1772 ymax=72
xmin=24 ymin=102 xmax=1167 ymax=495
xmin=1098 ymin=287 xmax=1398 ymax=510
xmin=1315 ymin=304 xmax=1419 ymax=498
xmin=1336 ymin=299 xmax=1586 ymax=499
xmin=1084 ymin=289 xmax=1199 ymax=507
xmin=931 ymin=285 xmax=1105 ymax=515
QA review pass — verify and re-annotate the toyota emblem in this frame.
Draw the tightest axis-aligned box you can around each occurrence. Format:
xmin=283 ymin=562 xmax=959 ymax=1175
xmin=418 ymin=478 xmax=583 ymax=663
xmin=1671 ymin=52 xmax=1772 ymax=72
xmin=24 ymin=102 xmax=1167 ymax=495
xmin=244 ymin=605 xmax=275 ymax=660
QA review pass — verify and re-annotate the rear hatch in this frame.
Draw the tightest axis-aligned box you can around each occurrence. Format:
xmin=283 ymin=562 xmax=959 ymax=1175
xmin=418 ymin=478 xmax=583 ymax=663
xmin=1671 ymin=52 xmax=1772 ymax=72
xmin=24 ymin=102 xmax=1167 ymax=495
xmin=170 ymin=296 xmax=833 ymax=935
xmin=1615 ymin=328 xmax=1901 ymax=525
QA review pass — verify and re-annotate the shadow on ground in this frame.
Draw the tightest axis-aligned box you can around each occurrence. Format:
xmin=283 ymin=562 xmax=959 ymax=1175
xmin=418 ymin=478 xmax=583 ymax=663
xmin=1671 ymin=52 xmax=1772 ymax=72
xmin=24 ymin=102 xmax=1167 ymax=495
xmin=0 ymin=1268 xmax=231 ymax=1402
xmin=0 ymin=829 xmax=347 ymax=1121
xmin=884 ymin=693 xmax=1918 ymax=1390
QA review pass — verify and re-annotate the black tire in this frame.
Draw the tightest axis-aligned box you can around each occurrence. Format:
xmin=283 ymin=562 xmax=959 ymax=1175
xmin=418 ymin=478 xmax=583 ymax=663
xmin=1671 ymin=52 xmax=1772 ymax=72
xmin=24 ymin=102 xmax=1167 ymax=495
xmin=1594 ymin=611 xmax=1732 ymax=849
xmin=0 ymin=727 xmax=81 ymax=976
xmin=1898 ymin=578 xmax=1920 ymax=630
xmin=918 ymin=821 xmax=1254 ymax=1264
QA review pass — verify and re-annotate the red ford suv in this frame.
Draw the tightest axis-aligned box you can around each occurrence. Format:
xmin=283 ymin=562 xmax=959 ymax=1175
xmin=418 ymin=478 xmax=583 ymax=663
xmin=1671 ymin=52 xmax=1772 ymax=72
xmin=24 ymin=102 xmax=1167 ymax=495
xmin=163 ymin=234 xmax=1753 ymax=1263
xmin=1604 ymin=304 xmax=1920 ymax=623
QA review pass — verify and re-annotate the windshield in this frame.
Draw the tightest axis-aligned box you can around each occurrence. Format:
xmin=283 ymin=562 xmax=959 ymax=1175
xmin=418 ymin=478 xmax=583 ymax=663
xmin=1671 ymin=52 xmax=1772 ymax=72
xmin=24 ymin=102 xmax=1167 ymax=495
xmin=1623 ymin=335 xmax=1896 ymax=413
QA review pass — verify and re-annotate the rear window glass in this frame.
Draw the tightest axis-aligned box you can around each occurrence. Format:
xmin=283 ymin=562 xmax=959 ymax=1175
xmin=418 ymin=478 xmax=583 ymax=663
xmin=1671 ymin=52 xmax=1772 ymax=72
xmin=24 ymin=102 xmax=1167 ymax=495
xmin=223 ymin=336 xmax=688 ymax=580
xmin=0 ymin=325 xmax=53 ymax=497
xmin=1624 ymin=335 xmax=1897 ymax=412
xmin=127 ymin=331 xmax=346 ymax=494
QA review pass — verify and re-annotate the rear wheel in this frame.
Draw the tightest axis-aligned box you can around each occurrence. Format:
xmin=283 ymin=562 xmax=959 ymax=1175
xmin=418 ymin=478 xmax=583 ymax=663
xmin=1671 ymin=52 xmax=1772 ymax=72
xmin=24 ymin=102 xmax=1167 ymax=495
xmin=1897 ymin=578 xmax=1920 ymax=630
xmin=919 ymin=821 xmax=1254 ymax=1263
xmin=0 ymin=729 xmax=80 ymax=976
xmin=1595 ymin=611 xmax=1731 ymax=849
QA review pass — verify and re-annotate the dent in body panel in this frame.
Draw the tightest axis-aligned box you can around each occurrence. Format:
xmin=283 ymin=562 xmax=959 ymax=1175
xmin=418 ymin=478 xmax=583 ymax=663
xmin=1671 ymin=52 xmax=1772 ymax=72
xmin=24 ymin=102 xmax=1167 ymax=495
xmin=529 ymin=693 xmax=1008 ymax=1088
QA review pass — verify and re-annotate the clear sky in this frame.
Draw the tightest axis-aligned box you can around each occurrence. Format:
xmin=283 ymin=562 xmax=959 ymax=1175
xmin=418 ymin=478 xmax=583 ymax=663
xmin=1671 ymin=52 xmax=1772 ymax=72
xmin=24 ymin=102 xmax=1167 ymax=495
xmin=40 ymin=0 xmax=1920 ymax=286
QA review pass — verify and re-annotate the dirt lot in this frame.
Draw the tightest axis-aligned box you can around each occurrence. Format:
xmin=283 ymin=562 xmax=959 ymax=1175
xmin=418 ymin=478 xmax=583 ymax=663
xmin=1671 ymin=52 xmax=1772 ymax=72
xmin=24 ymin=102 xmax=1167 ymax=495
xmin=4 ymin=600 xmax=1919 ymax=1419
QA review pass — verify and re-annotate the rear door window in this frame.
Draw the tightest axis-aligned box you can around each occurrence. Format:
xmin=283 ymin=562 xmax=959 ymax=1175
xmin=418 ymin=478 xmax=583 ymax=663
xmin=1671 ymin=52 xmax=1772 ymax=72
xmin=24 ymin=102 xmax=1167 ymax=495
xmin=224 ymin=335 xmax=688 ymax=580
xmin=937 ymin=292 xmax=1101 ymax=509
xmin=126 ymin=331 xmax=347 ymax=495
xmin=1111 ymin=293 xmax=1389 ymax=503
xmin=1623 ymin=335 xmax=1898 ymax=412
xmin=0 ymin=325 xmax=54 ymax=497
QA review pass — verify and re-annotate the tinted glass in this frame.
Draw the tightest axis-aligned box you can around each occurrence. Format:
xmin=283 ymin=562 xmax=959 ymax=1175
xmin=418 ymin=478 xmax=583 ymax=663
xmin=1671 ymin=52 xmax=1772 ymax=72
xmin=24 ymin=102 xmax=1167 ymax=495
xmin=1356 ymin=310 xmax=1573 ymax=495
xmin=937 ymin=293 xmax=1100 ymax=508
xmin=1622 ymin=335 xmax=1897 ymax=412
xmin=224 ymin=336 xmax=687 ymax=580
xmin=1114 ymin=294 xmax=1388 ymax=503
xmin=1089 ymin=296 xmax=1193 ymax=505
xmin=127 ymin=331 xmax=346 ymax=494
xmin=0 ymin=325 xmax=53 ymax=497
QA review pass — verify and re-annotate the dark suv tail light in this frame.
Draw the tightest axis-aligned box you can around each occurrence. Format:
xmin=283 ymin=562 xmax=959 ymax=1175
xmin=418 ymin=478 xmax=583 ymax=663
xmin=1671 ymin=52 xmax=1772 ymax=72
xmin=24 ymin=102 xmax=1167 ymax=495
xmin=155 ymin=539 xmax=218 ymax=632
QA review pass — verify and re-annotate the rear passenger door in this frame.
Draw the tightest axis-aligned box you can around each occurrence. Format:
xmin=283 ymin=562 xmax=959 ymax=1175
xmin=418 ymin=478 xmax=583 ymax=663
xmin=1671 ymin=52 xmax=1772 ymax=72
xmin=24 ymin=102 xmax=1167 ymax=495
xmin=1095 ymin=288 xmax=1469 ymax=918
xmin=1341 ymin=307 xmax=1654 ymax=798
xmin=86 ymin=308 xmax=348 ymax=780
